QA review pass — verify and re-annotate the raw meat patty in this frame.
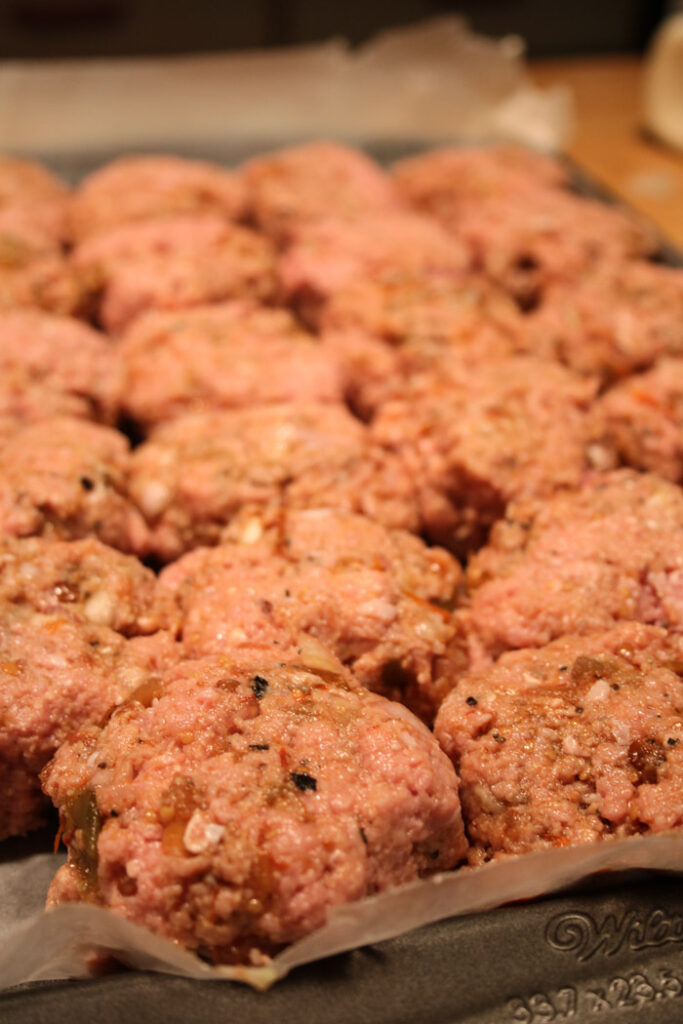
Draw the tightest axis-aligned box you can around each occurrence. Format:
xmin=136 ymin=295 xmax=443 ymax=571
xmin=0 ymin=309 xmax=119 ymax=429
xmin=372 ymin=356 xmax=614 ymax=554
xmin=278 ymin=212 xmax=470 ymax=326
xmin=392 ymin=145 xmax=570 ymax=216
xmin=435 ymin=623 xmax=683 ymax=864
xmin=0 ymin=535 xmax=164 ymax=636
xmin=601 ymin=358 xmax=683 ymax=482
xmin=0 ymin=417 xmax=148 ymax=554
xmin=460 ymin=470 xmax=683 ymax=671
xmin=0 ymin=610 xmax=175 ymax=840
xmin=73 ymin=216 xmax=277 ymax=334
xmin=393 ymin=148 xmax=655 ymax=307
xmin=69 ymin=154 xmax=247 ymax=241
xmin=321 ymin=271 xmax=524 ymax=417
xmin=159 ymin=508 xmax=462 ymax=721
xmin=118 ymin=301 xmax=342 ymax=431
xmin=242 ymin=140 xmax=403 ymax=241
xmin=43 ymin=652 xmax=467 ymax=962
xmin=0 ymin=156 xmax=70 ymax=249
xmin=129 ymin=403 xmax=419 ymax=561
xmin=529 ymin=261 xmax=683 ymax=380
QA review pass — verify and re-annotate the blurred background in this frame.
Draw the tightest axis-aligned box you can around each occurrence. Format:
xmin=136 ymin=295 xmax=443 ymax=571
xmin=0 ymin=0 xmax=674 ymax=60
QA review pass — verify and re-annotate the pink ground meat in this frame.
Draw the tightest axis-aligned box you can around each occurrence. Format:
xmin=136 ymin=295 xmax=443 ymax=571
xmin=0 ymin=417 xmax=148 ymax=554
xmin=277 ymin=212 xmax=470 ymax=327
xmin=0 ymin=310 xmax=119 ymax=428
xmin=529 ymin=260 xmax=683 ymax=379
xmin=0 ymin=156 xmax=70 ymax=249
xmin=68 ymin=154 xmax=247 ymax=242
xmin=72 ymin=216 xmax=277 ymax=334
xmin=43 ymin=652 xmax=467 ymax=962
xmin=117 ymin=301 xmax=343 ymax=431
xmin=392 ymin=145 xmax=570 ymax=217
xmin=460 ymin=470 xmax=683 ymax=673
xmin=0 ymin=536 xmax=165 ymax=636
xmin=128 ymin=403 xmax=419 ymax=561
xmin=372 ymin=356 xmax=614 ymax=555
xmin=600 ymin=358 xmax=683 ymax=482
xmin=0 ymin=611 xmax=175 ymax=840
xmin=241 ymin=140 xmax=403 ymax=242
xmin=159 ymin=508 xmax=462 ymax=721
xmin=435 ymin=623 xmax=683 ymax=865
xmin=320 ymin=271 xmax=524 ymax=417
xmin=393 ymin=146 xmax=656 ymax=308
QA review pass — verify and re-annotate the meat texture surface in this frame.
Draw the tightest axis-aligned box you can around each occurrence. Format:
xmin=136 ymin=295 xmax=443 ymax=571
xmin=129 ymin=403 xmax=419 ymax=560
xmin=0 ymin=418 xmax=148 ymax=553
xmin=69 ymin=155 xmax=247 ymax=242
xmin=242 ymin=141 xmax=403 ymax=242
xmin=43 ymin=653 xmax=467 ymax=962
xmin=118 ymin=301 xmax=342 ymax=431
xmin=459 ymin=470 xmax=683 ymax=673
xmin=159 ymin=508 xmax=462 ymax=721
xmin=73 ymin=216 xmax=277 ymax=333
xmin=435 ymin=624 xmax=683 ymax=864
xmin=372 ymin=356 xmax=614 ymax=554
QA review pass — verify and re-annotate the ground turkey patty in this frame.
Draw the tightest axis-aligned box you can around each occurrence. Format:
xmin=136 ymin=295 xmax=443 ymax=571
xmin=0 ymin=613 xmax=175 ymax=840
xmin=434 ymin=623 xmax=683 ymax=865
xmin=0 ymin=536 xmax=164 ymax=636
xmin=159 ymin=508 xmax=462 ymax=721
xmin=0 ymin=536 xmax=172 ymax=839
xmin=118 ymin=301 xmax=342 ymax=431
xmin=321 ymin=271 xmax=524 ymax=417
xmin=459 ymin=470 xmax=683 ymax=673
xmin=129 ymin=403 xmax=419 ymax=561
xmin=69 ymin=155 xmax=247 ymax=242
xmin=72 ymin=216 xmax=277 ymax=334
xmin=43 ymin=653 xmax=467 ymax=963
xmin=392 ymin=145 xmax=570 ymax=216
xmin=600 ymin=358 xmax=683 ymax=483
xmin=241 ymin=141 xmax=403 ymax=242
xmin=0 ymin=417 xmax=148 ymax=554
xmin=278 ymin=212 xmax=470 ymax=327
xmin=0 ymin=156 xmax=70 ymax=249
xmin=529 ymin=260 xmax=683 ymax=380
xmin=0 ymin=310 xmax=119 ymax=430
xmin=372 ymin=356 xmax=614 ymax=555
xmin=393 ymin=149 xmax=655 ymax=308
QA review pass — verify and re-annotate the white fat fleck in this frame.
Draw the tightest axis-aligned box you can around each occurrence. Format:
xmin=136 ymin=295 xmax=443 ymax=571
xmin=84 ymin=590 xmax=115 ymax=627
xmin=586 ymin=443 xmax=614 ymax=471
xmin=239 ymin=518 xmax=263 ymax=545
xmin=357 ymin=599 xmax=396 ymax=623
xmin=139 ymin=480 xmax=171 ymax=517
xmin=586 ymin=678 xmax=611 ymax=703
xmin=228 ymin=626 xmax=248 ymax=644
xmin=611 ymin=719 xmax=631 ymax=745
xmin=562 ymin=734 xmax=581 ymax=755
xmin=183 ymin=810 xmax=225 ymax=854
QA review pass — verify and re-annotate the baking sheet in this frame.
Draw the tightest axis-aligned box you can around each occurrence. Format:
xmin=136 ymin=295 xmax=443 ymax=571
xmin=1 ymin=142 xmax=682 ymax=1020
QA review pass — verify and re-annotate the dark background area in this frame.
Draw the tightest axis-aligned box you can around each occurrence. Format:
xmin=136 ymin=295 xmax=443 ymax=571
xmin=0 ymin=0 xmax=669 ymax=60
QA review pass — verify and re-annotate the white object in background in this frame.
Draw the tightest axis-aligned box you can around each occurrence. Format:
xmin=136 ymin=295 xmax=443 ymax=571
xmin=642 ymin=13 xmax=683 ymax=151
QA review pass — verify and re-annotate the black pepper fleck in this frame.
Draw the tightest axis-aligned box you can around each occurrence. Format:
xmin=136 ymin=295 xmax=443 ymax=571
xmin=80 ymin=476 xmax=95 ymax=491
xmin=248 ymin=743 xmax=270 ymax=751
xmin=290 ymin=772 xmax=317 ymax=792
xmin=668 ymin=738 xmax=680 ymax=746
xmin=611 ymin=683 xmax=620 ymax=691
xmin=252 ymin=675 xmax=269 ymax=700
xmin=359 ymin=826 xmax=368 ymax=845
xmin=466 ymin=696 xmax=478 ymax=706
xmin=493 ymin=733 xmax=506 ymax=743
xmin=559 ymin=666 xmax=568 ymax=672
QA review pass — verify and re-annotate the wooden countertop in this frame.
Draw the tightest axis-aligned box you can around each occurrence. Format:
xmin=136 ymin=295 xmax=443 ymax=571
xmin=531 ymin=55 xmax=683 ymax=249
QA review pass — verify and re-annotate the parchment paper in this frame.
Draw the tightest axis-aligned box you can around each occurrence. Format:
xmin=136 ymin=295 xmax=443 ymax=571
xmin=0 ymin=17 xmax=571 ymax=156
xmin=1 ymin=835 xmax=681 ymax=991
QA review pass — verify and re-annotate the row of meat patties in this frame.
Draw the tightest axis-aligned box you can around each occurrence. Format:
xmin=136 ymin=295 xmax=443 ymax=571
xmin=1 ymin=141 xmax=682 ymax=967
